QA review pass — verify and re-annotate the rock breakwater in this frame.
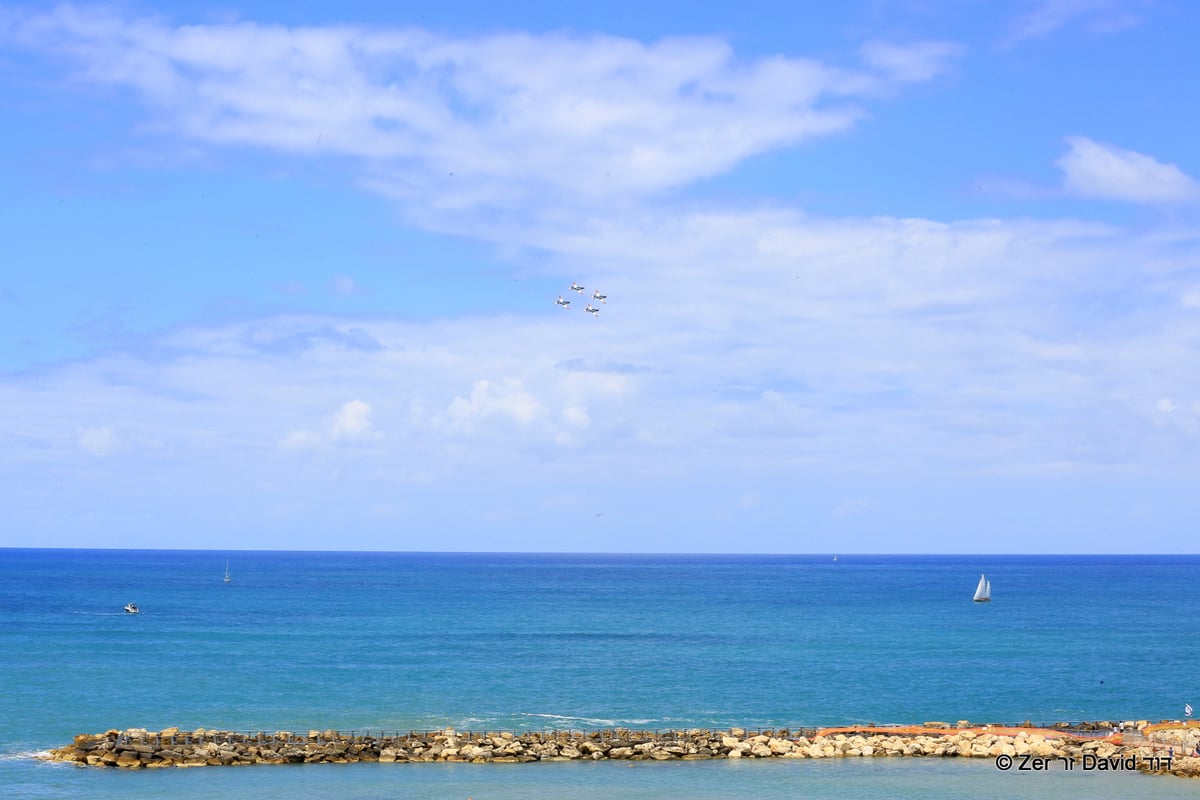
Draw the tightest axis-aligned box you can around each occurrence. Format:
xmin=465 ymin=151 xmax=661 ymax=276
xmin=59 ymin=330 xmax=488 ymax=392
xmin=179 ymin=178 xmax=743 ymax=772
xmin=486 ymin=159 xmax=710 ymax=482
xmin=44 ymin=722 xmax=1200 ymax=778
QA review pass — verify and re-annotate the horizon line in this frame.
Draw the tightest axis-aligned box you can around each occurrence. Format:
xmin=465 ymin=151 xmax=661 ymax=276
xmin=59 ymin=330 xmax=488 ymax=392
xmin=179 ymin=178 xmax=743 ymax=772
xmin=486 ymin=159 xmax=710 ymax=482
xmin=3 ymin=547 xmax=1196 ymax=557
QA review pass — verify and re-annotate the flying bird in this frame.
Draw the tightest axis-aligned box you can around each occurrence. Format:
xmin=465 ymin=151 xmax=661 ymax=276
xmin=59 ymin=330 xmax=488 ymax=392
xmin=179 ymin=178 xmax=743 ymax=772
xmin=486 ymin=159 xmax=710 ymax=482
xmin=591 ymin=290 xmax=607 ymax=303
xmin=570 ymin=282 xmax=585 ymax=293
xmin=555 ymin=296 xmax=571 ymax=309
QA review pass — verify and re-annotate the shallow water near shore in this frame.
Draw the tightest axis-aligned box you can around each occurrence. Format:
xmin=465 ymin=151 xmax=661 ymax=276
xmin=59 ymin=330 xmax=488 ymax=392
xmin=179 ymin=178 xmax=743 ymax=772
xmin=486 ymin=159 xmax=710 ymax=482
xmin=3 ymin=550 xmax=1200 ymax=799
xmin=11 ymin=755 xmax=1200 ymax=800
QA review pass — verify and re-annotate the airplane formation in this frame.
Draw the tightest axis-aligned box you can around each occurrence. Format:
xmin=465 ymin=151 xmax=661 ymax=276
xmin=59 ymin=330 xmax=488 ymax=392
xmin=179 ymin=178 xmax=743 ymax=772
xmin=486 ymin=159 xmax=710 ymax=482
xmin=557 ymin=283 xmax=608 ymax=317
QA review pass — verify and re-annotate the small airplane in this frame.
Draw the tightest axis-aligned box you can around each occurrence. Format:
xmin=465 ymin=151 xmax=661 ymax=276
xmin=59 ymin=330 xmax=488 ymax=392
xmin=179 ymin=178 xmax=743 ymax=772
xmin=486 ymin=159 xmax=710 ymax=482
xmin=584 ymin=304 xmax=599 ymax=316
xmin=592 ymin=290 xmax=607 ymax=303
xmin=570 ymin=282 xmax=585 ymax=293
xmin=555 ymin=296 xmax=571 ymax=309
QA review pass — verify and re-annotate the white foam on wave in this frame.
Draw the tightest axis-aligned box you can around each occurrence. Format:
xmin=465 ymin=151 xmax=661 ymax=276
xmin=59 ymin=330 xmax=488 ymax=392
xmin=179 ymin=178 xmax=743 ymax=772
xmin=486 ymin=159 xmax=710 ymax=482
xmin=517 ymin=713 xmax=695 ymax=728
xmin=0 ymin=750 xmax=53 ymax=762
xmin=448 ymin=717 xmax=492 ymax=730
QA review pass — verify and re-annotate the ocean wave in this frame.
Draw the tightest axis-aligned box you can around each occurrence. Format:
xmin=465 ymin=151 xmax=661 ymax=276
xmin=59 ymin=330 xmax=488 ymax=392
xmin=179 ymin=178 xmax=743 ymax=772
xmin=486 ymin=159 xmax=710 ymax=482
xmin=0 ymin=750 xmax=52 ymax=762
xmin=448 ymin=717 xmax=493 ymax=730
xmin=516 ymin=713 xmax=701 ymax=729
xmin=520 ymin=713 xmax=620 ymax=727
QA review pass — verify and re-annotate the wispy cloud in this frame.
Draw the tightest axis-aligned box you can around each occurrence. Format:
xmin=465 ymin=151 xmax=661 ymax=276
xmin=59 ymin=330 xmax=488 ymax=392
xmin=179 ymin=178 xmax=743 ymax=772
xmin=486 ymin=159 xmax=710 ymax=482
xmin=7 ymin=209 xmax=1198 ymax=483
xmin=77 ymin=425 xmax=119 ymax=456
xmin=5 ymin=6 xmax=959 ymax=220
xmin=1152 ymin=397 xmax=1200 ymax=434
xmin=4 ymin=199 xmax=1199 ymax=550
xmin=1057 ymin=136 xmax=1200 ymax=204
xmin=1005 ymin=0 xmax=1143 ymax=46
xmin=858 ymin=40 xmax=964 ymax=84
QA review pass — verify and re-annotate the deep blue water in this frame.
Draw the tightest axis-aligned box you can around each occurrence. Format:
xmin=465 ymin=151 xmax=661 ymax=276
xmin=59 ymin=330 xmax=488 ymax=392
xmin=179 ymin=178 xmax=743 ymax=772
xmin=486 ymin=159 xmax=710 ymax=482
xmin=3 ymin=549 xmax=1199 ymax=798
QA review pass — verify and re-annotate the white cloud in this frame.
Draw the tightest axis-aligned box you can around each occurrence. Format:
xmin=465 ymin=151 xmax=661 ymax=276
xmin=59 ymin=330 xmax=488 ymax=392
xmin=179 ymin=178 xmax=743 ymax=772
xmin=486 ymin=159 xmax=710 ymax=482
xmin=1057 ymin=136 xmax=1200 ymax=204
xmin=4 ymin=205 xmax=1194 ymax=487
xmin=562 ymin=405 xmax=591 ymax=429
xmin=6 ymin=6 xmax=962 ymax=221
xmin=858 ymin=40 xmax=963 ymax=84
xmin=331 ymin=399 xmax=378 ymax=442
xmin=279 ymin=399 xmax=380 ymax=450
xmin=1005 ymin=0 xmax=1142 ymax=46
xmin=442 ymin=379 xmax=543 ymax=434
xmin=77 ymin=425 xmax=119 ymax=456
xmin=4 ymin=198 xmax=1200 ymax=551
xmin=1151 ymin=397 xmax=1200 ymax=434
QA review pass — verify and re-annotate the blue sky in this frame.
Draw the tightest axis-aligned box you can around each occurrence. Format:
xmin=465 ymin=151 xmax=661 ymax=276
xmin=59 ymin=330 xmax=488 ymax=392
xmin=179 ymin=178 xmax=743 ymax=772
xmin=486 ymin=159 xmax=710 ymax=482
xmin=2 ymin=0 xmax=1199 ymax=552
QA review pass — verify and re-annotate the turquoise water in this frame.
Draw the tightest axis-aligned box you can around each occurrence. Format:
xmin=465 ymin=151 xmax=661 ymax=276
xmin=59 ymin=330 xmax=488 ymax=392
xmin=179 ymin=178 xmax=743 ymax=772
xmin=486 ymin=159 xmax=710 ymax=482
xmin=3 ymin=550 xmax=1199 ymax=798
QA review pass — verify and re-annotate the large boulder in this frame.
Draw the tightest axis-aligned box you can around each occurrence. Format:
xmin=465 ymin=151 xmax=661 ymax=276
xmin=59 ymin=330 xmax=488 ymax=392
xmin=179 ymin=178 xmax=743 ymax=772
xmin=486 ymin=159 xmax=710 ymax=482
xmin=768 ymin=738 xmax=793 ymax=754
xmin=115 ymin=753 xmax=143 ymax=769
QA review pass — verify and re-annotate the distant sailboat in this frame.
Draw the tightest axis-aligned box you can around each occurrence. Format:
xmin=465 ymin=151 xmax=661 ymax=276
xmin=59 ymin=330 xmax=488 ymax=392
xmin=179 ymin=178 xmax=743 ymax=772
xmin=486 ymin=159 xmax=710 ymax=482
xmin=832 ymin=555 xmax=838 ymax=562
xmin=224 ymin=561 xmax=231 ymax=584
xmin=973 ymin=573 xmax=991 ymax=603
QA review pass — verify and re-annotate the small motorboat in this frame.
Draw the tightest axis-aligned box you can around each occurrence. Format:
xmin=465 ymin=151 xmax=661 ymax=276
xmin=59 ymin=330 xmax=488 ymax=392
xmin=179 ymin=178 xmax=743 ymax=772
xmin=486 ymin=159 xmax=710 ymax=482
xmin=124 ymin=603 xmax=140 ymax=614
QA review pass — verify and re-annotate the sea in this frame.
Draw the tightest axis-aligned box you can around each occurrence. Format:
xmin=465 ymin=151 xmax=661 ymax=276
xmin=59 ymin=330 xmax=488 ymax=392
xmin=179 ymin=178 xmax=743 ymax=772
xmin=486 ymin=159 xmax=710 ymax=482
xmin=2 ymin=549 xmax=1198 ymax=799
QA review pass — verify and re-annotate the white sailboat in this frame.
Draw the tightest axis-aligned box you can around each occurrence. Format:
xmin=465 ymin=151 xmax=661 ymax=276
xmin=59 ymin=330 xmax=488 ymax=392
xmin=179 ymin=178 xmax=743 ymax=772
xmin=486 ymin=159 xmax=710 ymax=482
xmin=973 ymin=573 xmax=991 ymax=603
xmin=224 ymin=560 xmax=231 ymax=584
